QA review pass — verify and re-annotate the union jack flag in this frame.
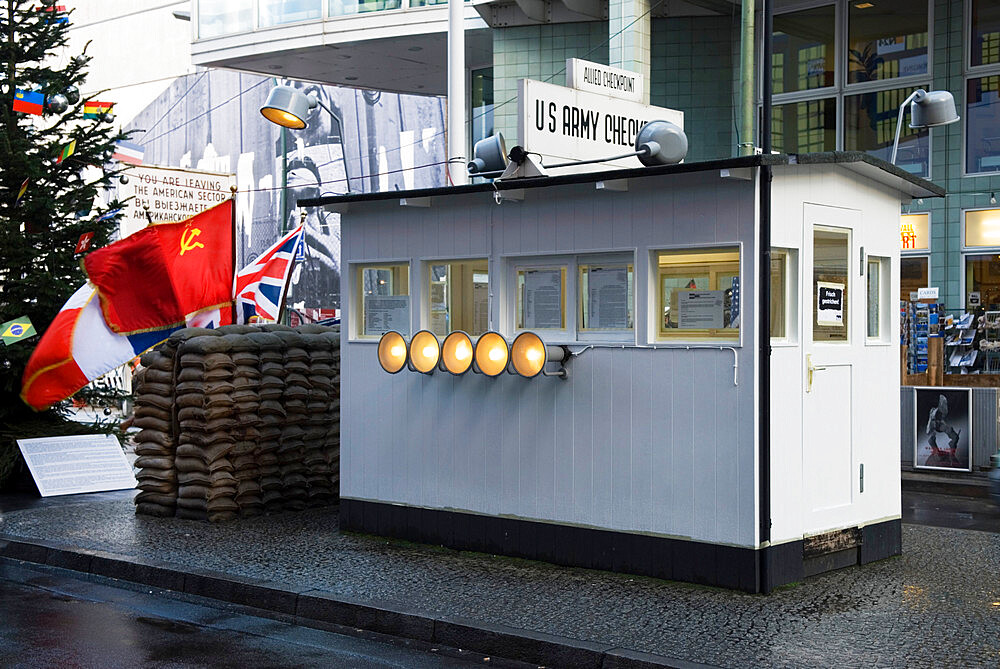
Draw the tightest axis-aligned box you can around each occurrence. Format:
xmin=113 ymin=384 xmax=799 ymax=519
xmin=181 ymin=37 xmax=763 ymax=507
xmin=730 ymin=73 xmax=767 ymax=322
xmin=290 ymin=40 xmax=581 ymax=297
xmin=233 ymin=226 xmax=304 ymax=324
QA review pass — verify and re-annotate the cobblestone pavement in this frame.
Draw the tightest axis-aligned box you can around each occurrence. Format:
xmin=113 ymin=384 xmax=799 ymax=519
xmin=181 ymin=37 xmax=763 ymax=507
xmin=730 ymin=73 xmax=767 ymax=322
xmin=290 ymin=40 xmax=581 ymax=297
xmin=2 ymin=496 xmax=999 ymax=668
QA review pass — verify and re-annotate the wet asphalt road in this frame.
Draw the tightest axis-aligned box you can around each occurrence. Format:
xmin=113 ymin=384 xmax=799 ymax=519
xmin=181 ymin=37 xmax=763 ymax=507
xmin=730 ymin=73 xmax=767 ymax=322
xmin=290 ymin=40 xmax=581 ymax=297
xmin=0 ymin=561 xmax=514 ymax=669
xmin=900 ymin=490 xmax=1000 ymax=532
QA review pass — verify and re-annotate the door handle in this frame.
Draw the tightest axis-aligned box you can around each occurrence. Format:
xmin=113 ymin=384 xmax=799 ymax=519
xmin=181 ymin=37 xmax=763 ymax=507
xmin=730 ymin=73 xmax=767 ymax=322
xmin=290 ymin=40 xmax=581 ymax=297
xmin=806 ymin=354 xmax=827 ymax=393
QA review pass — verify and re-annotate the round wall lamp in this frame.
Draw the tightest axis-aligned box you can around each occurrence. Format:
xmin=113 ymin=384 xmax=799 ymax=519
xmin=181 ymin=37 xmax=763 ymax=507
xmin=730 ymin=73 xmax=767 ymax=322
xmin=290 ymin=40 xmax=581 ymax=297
xmin=440 ymin=330 xmax=474 ymax=375
xmin=377 ymin=331 xmax=408 ymax=374
xmin=409 ymin=330 xmax=440 ymax=374
xmin=510 ymin=331 xmax=568 ymax=379
xmin=474 ymin=331 xmax=509 ymax=377
xmin=260 ymin=85 xmax=315 ymax=129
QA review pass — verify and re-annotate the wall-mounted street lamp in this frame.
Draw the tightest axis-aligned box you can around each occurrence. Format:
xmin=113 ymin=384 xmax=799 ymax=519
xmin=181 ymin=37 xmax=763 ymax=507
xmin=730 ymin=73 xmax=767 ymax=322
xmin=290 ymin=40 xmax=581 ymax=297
xmin=260 ymin=85 xmax=339 ymax=130
xmin=890 ymin=89 xmax=959 ymax=165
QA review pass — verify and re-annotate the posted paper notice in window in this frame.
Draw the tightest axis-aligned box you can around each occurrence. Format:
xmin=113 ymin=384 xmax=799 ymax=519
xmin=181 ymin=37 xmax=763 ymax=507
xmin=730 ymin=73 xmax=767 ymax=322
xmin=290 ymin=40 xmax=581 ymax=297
xmin=17 ymin=434 xmax=136 ymax=497
xmin=523 ymin=269 xmax=563 ymax=329
xmin=587 ymin=266 xmax=629 ymax=329
xmin=817 ymin=281 xmax=844 ymax=326
xmin=365 ymin=295 xmax=409 ymax=335
xmin=678 ymin=290 xmax=725 ymax=328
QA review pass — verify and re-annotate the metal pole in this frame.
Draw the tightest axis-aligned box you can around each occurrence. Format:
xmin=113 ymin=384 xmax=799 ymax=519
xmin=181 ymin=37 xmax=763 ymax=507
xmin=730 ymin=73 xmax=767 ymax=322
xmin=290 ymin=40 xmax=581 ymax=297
xmin=739 ymin=0 xmax=756 ymax=156
xmin=758 ymin=0 xmax=773 ymax=595
xmin=447 ymin=0 xmax=467 ymax=185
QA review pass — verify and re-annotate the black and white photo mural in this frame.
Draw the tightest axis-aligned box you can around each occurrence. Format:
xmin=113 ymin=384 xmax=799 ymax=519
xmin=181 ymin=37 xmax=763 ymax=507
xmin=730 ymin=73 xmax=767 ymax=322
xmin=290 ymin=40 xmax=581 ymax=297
xmin=127 ymin=71 xmax=447 ymax=315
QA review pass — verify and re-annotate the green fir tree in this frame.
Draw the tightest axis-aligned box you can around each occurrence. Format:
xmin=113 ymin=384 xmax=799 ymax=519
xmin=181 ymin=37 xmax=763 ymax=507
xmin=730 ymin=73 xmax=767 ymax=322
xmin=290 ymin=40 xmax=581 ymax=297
xmin=0 ymin=0 xmax=130 ymax=487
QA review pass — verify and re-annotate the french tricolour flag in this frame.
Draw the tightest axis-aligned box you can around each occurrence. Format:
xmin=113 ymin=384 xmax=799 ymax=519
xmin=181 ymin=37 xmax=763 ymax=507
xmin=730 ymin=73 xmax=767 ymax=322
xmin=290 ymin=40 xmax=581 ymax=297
xmin=21 ymin=284 xmax=183 ymax=411
xmin=112 ymin=140 xmax=144 ymax=165
xmin=234 ymin=226 xmax=304 ymax=324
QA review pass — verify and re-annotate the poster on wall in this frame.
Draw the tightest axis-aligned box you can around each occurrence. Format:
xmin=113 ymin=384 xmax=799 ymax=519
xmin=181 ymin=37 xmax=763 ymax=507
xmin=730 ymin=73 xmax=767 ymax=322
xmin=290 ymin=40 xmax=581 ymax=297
xmin=914 ymin=387 xmax=972 ymax=471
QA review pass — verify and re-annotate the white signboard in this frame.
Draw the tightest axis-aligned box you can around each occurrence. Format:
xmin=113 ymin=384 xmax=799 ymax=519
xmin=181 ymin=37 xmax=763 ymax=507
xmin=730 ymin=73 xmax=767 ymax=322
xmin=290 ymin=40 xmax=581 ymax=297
xmin=519 ymin=79 xmax=684 ymax=173
xmin=16 ymin=434 xmax=136 ymax=497
xmin=566 ymin=58 xmax=644 ymax=103
xmin=917 ymin=286 xmax=940 ymax=300
xmin=678 ymin=290 xmax=725 ymax=329
xmin=364 ymin=295 xmax=409 ymax=335
xmin=817 ymin=281 xmax=845 ymax=326
xmin=117 ymin=165 xmax=235 ymax=238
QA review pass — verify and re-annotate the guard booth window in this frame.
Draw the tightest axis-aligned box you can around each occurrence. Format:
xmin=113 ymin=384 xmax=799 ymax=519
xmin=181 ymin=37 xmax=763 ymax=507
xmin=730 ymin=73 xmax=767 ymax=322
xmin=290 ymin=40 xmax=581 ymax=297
xmin=657 ymin=247 xmax=740 ymax=340
xmin=356 ymin=263 xmax=409 ymax=338
xmin=428 ymin=259 xmax=489 ymax=337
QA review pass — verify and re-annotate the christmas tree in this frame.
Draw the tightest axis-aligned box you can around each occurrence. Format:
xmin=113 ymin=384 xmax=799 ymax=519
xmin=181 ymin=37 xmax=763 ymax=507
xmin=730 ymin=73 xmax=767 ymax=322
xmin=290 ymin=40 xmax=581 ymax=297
xmin=0 ymin=0 xmax=130 ymax=487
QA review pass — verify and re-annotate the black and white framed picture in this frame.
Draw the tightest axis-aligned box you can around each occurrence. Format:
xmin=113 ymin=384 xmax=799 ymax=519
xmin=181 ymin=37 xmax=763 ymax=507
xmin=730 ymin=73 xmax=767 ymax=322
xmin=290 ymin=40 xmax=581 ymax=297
xmin=914 ymin=387 xmax=972 ymax=471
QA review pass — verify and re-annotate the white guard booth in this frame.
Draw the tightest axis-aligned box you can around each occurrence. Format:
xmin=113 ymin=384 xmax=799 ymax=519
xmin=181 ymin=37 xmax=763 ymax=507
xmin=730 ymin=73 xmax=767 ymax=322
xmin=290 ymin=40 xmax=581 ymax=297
xmin=303 ymin=153 xmax=942 ymax=593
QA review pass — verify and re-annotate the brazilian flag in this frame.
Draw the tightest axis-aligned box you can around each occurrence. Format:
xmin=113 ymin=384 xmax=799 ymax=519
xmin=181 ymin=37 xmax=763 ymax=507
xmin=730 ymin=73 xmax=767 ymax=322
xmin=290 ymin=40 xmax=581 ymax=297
xmin=1 ymin=317 xmax=36 ymax=346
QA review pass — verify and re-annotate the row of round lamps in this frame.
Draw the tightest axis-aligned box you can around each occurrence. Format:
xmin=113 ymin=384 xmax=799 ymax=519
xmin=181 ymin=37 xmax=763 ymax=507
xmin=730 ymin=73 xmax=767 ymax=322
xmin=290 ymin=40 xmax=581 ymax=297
xmin=378 ymin=330 xmax=568 ymax=379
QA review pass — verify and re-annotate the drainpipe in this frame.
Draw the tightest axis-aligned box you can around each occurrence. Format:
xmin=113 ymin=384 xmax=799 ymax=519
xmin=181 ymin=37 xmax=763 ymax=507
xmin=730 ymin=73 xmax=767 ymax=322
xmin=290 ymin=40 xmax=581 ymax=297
xmin=738 ymin=0 xmax=755 ymax=157
xmin=758 ymin=0 xmax=773 ymax=594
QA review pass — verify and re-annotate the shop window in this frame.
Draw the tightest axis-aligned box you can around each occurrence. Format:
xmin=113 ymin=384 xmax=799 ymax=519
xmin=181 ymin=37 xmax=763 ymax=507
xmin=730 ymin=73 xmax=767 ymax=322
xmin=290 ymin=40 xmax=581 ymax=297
xmin=770 ymin=248 xmax=797 ymax=341
xmin=900 ymin=213 xmax=930 ymax=252
xmin=657 ymin=248 xmax=740 ymax=340
xmin=578 ymin=262 xmax=634 ymax=333
xmin=772 ymin=5 xmax=836 ymax=95
xmin=847 ymin=0 xmax=927 ymax=84
xmin=965 ymin=253 xmax=1000 ymax=310
xmin=964 ymin=208 xmax=1000 ymax=247
xmin=356 ymin=263 xmax=409 ymax=337
xmin=197 ymin=0 xmax=253 ymax=38
xmin=259 ymin=0 xmax=322 ymax=26
xmin=845 ymin=86 xmax=929 ymax=176
xmin=772 ymin=99 xmax=837 ymax=154
xmin=966 ymin=76 xmax=1000 ymax=174
xmin=901 ymin=256 xmax=929 ymax=302
xmin=813 ymin=228 xmax=849 ymax=343
xmin=867 ymin=256 xmax=889 ymax=340
xmin=971 ymin=0 xmax=1000 ymax=68
xmin=427 ymin=259 xmax=489 ymax=337
xmin=516 ymin=266 xmax=567 ymax=331
xmin=329 ymin=0 xmax=401 ymax=17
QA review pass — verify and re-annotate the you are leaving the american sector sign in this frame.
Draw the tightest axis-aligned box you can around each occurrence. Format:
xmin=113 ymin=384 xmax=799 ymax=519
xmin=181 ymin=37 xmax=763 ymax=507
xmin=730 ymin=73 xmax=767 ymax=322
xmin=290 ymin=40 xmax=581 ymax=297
xmin=519 ymin=78 xmax=683 ymax=173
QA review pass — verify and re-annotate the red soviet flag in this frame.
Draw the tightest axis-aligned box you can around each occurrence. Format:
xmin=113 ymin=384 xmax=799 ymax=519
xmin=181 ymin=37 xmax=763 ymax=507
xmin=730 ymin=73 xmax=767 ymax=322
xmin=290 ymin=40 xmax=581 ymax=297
xmin=84 ymin=200 xmax=234 ymax=334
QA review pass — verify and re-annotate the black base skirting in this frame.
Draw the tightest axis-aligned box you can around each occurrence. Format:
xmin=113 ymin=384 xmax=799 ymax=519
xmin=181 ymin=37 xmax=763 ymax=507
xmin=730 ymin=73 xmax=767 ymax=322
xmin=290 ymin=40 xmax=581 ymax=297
xmin=340 ymin=499 xmax=901 ymax=594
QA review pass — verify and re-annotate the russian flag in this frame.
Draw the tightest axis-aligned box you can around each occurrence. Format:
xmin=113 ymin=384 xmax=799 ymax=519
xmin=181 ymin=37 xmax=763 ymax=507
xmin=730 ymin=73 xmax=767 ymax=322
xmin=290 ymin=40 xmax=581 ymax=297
xmin=21 ymin=284 xmax=184 ymax=411
xmin=233 ymin=226 xmax=304 ymax=324
xmin=112 ymin=140 xmax=144 ymax=165
xmin=13 ymin=89 xmax=44 ymax=115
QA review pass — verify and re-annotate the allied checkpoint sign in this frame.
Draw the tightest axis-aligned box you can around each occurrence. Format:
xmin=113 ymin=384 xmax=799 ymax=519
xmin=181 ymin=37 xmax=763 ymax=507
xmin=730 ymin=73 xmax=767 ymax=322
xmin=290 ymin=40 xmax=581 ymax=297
xmin=518 ymin=60 xmax=683 ymax=173
xmin=17 ymin=434 xmax=136 ymax=497
xmin=117 ymin=165 xmax=235 ymax=238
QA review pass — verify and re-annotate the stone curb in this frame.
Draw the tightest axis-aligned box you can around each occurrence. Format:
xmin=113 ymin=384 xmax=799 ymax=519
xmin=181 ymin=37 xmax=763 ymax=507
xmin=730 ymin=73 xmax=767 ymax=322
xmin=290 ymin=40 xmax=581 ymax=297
xmin=0 ymin=535 xmax=708 ymax=669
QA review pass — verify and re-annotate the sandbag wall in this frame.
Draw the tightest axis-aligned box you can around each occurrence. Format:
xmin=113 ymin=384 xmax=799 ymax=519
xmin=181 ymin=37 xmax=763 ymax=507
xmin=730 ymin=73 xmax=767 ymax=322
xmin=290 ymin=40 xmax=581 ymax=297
xmin=132 ymin=324 xmax=340 ymax=521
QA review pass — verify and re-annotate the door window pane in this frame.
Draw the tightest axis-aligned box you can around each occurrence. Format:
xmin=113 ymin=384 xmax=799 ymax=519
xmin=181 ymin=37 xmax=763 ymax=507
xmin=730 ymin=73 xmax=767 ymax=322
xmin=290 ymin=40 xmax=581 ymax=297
xmin=772 ymin=6 xmax=836 ymax=95
xmin=964 ymin=208 xmax=1000 ymax=247
xmin=965 ymin=254 xmax=1000 ymax=310
xmin=845 ymin=86 xmax=929 ymax=176
xmin=772 ymin=98 xmax=837 ymax=154
xmin=966 ymin=76 xmax=1000 ymax=174
xmin=579 ymin=263 xmax=633 ymax=331
xmin=516 ymin=267 xmax=567 ymax=330
xmin=972 ymin=0 xmax=1000 ymax=67
xmin=428 ymin=259 xmax=489 ymax=337
xmin=657 ymin=248 xmax=740 ymax=340
xmin=813 ymin=228 xmax=849 ymax=343
xmin=357 ymin=263 xmax=409 ymax=337
xmin=867 ymin=258 xmax=881 ymax=339
xmin=901 ymin=256 xmax=929 ymax=301
xmin=848 ymin=0 xmax=928 ymax=83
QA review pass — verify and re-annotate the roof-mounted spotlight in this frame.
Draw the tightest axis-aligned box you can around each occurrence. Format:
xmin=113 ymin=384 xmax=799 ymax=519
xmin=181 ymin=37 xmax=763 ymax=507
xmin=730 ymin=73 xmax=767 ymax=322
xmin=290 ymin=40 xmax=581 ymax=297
xmin=408 ymin=330 xmax=440 ymax=374
xmin=890 ymin=89 xmax=959 ymax=164
xmin=440 ymin=330 xmax=474 ymax=375
xmin=377 ymin=331 xmax=408 ymax=374
xmin=467 ymin=133 xmax=508 ymax=175
xmin=473 ymin=331 xmax=509 ymax=377
xmin=510 ymin=331 xmax=569 ymax=379
xmin=634 ymin=120 xmax=689 ymax=166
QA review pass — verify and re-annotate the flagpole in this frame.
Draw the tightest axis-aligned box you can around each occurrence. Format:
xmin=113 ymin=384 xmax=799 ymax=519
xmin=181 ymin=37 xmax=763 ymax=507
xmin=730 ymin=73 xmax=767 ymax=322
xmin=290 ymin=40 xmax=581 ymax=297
xmin=230 ymin=186 xmax=237 ymax=324
xmin=276 ymin=212 xmax=305 ymax=324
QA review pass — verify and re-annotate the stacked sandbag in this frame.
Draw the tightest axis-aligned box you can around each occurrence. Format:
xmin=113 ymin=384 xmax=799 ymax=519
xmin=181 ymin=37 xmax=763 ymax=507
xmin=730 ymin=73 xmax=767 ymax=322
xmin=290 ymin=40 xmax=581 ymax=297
xmin=133 ymin=344 xmax=179 ymax=518
xmin=322 ymin=328 xmax=341 ymax=499
xmin=253 ymin=330 xmax=287 ymax=512
xmin=174 ymin=330 xmax=239 ymax=522
xmin=298 ymin=328 xmax=338 ymax=505
xmin=225 ymin=333 xmax=264 ymax=517
xmin=272 ymin=329 xmax=311 ymax=511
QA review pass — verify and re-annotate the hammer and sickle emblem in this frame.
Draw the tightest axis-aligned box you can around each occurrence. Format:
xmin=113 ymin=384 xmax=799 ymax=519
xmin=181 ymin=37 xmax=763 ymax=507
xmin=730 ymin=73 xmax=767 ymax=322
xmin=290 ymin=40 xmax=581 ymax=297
xmin=180 ymin=226 xmax=204 ymax=255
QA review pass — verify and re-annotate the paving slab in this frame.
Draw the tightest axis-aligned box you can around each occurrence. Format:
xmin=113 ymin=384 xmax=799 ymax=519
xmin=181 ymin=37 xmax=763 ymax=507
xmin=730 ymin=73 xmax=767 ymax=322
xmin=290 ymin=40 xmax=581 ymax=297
xmin=1 ymin=493 xmax=999 ymax=668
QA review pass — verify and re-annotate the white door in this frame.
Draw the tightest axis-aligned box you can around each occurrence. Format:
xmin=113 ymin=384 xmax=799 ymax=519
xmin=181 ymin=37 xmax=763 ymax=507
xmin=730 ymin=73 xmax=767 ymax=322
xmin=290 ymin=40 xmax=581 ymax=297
xmin=801 ymin=203 xmax=864 ymax=532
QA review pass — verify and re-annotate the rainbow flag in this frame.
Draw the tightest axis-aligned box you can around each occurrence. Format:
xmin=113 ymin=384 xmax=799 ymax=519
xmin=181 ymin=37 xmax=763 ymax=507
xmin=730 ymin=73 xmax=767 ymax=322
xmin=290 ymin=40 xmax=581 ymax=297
xmin=13 ymin=89 xmax=44 ymax=115
xmin=55 ymin=139 xmax=76 ymax=164
xmin=83 ymin=101 xmax=112 ymax=119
